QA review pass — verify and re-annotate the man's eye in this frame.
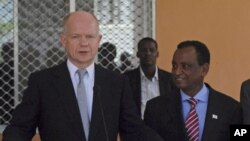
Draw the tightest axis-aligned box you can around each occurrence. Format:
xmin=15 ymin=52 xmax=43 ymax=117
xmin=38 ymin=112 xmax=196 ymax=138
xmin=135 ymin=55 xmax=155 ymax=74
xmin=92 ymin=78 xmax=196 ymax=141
xmin=150 ymin=48 xmax=156 ymax=52
xmin=86 ymin=35 xmax=95 ymax=39
xmin=72 ymin=35 xmax=80 ymax=38
xmin=172 ymin=64 xmax=177 ymax=69
xmin=183 ymin=64 xmax=191 ymax=69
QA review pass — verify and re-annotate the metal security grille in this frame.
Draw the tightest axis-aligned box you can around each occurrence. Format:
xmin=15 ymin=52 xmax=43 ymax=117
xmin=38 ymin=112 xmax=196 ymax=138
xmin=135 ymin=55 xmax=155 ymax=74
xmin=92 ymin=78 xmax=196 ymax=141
xmin=0 ymin=0 xmax=14 ymax=124
xmin=96 ymin=0 xmax=154 ymax=73
xmin=0 ymin=0 xmax=154 ymax=125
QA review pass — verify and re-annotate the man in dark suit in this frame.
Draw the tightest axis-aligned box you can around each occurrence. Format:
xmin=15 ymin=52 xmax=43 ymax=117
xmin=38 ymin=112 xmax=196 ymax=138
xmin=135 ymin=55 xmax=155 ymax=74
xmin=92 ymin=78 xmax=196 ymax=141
xmin=124 ymin=37 xmax=176 ymax=118
xmin=240 ymin=79 xmax=250 ymax=124
xmin=3 ymin=11 xmax=163 ymax=141
xmin=144 ymin=40 xmax=242 ymax=141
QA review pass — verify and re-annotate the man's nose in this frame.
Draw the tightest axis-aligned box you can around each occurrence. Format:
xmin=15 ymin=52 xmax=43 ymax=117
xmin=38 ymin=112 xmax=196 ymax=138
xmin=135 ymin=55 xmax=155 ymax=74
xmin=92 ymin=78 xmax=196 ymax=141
xmin=80 ymin=36 xmax=89 ymax=46
xmin=173 ymin=66 xmax=183 ymax=75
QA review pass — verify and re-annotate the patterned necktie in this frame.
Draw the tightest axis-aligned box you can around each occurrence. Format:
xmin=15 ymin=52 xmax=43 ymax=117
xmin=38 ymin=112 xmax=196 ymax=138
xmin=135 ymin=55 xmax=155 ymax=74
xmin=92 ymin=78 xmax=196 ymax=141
xmin=185 ymin=98 xmax=199 ymax=141
xmin=77 ymin=69 xmax=90 ymax=141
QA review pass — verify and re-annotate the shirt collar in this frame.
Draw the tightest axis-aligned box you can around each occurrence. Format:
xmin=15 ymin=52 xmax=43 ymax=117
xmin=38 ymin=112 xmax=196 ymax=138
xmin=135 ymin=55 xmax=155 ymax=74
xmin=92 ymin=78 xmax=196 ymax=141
xmin=67 ymin=59 xmax=95 ymax=81
xmin=139 ymin=66 xmax=159 ymax=81
xmin=181 ymin=83 xmax=209 ymax=103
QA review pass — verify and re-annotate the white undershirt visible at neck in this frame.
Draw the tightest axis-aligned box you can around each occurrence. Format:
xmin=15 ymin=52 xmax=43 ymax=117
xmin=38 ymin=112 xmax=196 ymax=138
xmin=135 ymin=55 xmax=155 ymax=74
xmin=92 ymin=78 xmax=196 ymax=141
xmin=140 ymin=66 xmax=160 ymax=119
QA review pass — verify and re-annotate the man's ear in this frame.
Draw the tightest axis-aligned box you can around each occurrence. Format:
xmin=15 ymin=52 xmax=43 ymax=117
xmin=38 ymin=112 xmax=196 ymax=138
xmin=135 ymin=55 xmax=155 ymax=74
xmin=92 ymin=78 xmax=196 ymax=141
xmin=98 ymin=34 xmax=102 ymax=44
xmin=201 ymin=63 xmax=209 ymax=77
xmin=60 ymin=33 xmax=66 ymax=47
xmin=136 ymin=52 xmax=139 ymax=58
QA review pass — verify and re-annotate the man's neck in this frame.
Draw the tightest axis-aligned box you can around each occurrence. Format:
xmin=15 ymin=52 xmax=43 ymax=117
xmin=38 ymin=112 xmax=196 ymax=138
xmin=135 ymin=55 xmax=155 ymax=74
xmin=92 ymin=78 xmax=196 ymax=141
xmin=141 ymin=65 xmax=156 ymax=80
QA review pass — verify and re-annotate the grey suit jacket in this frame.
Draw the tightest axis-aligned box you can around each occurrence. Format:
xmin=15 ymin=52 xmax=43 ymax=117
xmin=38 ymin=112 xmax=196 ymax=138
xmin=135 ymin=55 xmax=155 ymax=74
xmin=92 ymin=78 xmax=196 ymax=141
xmin=124 ymin=67 xmax=176 ymax=117
xmin=3 ymin=62 xmax=163 ymax=141
xmin=144 ymin=84 xmax=242 ymax=141
xmin=240 ymin=79 xmax=250 ymax=124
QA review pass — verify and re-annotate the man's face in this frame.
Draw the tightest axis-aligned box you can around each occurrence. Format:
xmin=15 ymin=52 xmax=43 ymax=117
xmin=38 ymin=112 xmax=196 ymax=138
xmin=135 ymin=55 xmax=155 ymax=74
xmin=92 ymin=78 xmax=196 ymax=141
xmin=171 ymin=46 xmax=208 ymax=95
xmin=137 ymin=41 xmax=159 ymax=66
xmin=60 ymin=12 xmax=102 ymax=68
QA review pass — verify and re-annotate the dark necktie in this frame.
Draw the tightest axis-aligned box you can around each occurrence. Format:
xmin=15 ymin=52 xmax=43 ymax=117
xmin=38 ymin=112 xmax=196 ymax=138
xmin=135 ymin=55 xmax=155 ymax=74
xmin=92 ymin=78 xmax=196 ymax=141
xmin=77 ymin=69 xmax=90 ymax=141
xmin=185 ymin=98 xmax=199 ymax=141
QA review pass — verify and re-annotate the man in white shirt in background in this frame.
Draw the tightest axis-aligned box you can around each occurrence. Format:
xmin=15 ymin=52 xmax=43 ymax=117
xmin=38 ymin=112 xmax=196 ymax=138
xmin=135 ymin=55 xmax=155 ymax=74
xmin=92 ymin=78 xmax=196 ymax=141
xmin=124 ymin=37 xmax=176 ymax=118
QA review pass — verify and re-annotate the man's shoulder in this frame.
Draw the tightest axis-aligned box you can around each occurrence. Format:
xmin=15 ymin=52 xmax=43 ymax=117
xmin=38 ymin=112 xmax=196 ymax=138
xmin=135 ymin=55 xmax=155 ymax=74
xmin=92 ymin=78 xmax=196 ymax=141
xmin=123 ymin=67 xmax=139 ymax=74
xmin=95 ymin=64 xmax=127 ymax=82
xmin=207 ymin=85 xmax=242 ymax=123
xmin=208 ymin=84 xmax=240 ymax=106
xmin=148 ymin=95 xmax=167 ymax=104
xmin=29 ymin=62 xmax=66 ymax=79
xmin=95 ymin=64 xmax=121 ymax=76
xmin=242 ymin=79 xmax=250 ymax=87
xmin=123 ymin=67 xmax=140 ymax=78
xmin=158 ymin=68 xmax=172 ymax=77
xmin=147 ymin=92 xmax=178 ymax=107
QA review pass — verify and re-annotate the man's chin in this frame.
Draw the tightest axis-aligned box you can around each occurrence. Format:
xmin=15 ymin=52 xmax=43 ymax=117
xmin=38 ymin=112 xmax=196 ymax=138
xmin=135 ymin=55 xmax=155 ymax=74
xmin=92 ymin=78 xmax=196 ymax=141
xmin=175 ymin=83 xmax=187 ymax=90
xmin=141 ymin=62 xmax=154 ymax=66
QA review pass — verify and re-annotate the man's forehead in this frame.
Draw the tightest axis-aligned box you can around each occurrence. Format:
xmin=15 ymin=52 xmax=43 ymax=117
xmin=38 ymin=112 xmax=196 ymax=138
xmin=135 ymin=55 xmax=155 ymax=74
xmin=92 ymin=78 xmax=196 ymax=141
xmin=174 ymin=49 xmax=198 ymax=61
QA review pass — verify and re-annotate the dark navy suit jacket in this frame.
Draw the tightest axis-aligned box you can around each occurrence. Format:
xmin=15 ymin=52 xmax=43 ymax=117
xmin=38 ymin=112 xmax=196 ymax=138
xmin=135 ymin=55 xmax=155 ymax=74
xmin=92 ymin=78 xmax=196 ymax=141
xmin=124 ymin=67 xmax=176 ymax=117
xmin=240 ymin=79 xmax=250 ymax=124
xmin=144 ymin=84 xmax=242 ymax=141
xmin=3 ymin=62 xmax=163 ymax=141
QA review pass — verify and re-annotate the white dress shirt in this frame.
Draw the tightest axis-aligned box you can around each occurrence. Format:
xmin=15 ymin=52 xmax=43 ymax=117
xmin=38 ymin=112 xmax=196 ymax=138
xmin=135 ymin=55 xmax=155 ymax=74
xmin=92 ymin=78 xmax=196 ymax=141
xmin=140 ymin=66 xmax=160 ymax=118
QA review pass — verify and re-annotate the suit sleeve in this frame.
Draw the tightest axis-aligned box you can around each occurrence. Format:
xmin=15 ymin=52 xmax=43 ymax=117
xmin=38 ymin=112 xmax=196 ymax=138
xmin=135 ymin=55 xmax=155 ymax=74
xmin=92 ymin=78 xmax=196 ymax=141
xmin=3 ymin=73 xmax=39 ymax=141
xmin=118 ymin=76 xmax=163 ymax=141
xmin=240 ymin=80 xmax=250 ymax=124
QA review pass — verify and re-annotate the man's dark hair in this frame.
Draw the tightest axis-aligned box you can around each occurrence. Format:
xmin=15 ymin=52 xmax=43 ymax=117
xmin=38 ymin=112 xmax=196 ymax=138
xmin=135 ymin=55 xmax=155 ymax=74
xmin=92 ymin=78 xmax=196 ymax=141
xmin=177 ymin=40 xmax=210 ymax=65
xmin=137 ymin=37 xmax=158 ymax=50
xmin=98 ymin=42 xmax=117 ymax=62
xmin=99 ymin=42 xmax=116 ymax=57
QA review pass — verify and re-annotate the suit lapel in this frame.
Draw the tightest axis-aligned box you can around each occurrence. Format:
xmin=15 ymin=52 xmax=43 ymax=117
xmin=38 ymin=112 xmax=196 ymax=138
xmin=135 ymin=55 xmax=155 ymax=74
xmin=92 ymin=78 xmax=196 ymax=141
xmin=134 ymin=68 xmax=142 ymax=113
xmin=51 ymin=62 xmax=85 ymax=141
xmin=127 ymin=68 xmax=142 ymax=115
xmin=201 ymin=90 xmax=219 ymax=141
xmin=88 ymin=65 xmax=109 ymax=141
xmin=88 ymin=87 xmax=106 ymax=141
xmin=171 ymin=91 xmax=189 ymax=141
xmin=158 ymin=70 xmax=166 ymax=96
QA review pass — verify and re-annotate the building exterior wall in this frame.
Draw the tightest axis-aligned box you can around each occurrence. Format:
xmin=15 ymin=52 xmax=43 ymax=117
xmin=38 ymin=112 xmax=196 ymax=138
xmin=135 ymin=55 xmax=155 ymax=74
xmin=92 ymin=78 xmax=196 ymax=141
xmin=156 ymin=0 xmax=250 ymax=100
